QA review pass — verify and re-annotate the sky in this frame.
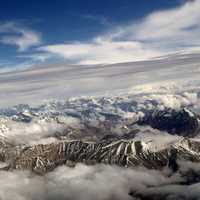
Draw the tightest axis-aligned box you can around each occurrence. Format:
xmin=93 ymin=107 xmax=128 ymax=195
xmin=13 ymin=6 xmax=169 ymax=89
xmin=0 ymin=0 xmax=200 ymax=71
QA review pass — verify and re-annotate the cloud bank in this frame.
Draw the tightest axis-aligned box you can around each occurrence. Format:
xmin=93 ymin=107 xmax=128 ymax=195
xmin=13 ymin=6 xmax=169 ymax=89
xmin=1 ymin=162 xmax=200 ymax=200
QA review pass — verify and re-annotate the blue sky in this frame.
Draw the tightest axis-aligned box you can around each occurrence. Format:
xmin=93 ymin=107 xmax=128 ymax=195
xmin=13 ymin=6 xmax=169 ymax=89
xmin=0 ymin=0 xmax=199 ymax=70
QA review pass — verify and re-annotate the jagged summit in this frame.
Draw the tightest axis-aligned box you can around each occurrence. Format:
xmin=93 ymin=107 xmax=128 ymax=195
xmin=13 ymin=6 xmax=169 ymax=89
xmin=0 ymin=96 xmax=199 ymax=141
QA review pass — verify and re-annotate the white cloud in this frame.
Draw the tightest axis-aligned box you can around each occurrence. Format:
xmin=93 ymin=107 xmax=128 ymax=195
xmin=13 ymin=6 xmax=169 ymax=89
xmin=38 ymin=39 xmax=160 ymax=64
xmin=2 ymin=162 xmax=200 ymax=200
xmin=38 ymin=0 xmax=200 ymax=64
xmin=0 ymin=164 xmax=184 ymax=200
xmin=0 ymin=22 xmax=41 ymax=51
xmin=117 ymin=0 xmax=200 ymax=49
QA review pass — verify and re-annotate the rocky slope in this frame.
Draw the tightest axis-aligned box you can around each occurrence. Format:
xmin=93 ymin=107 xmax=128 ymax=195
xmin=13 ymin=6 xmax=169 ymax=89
xmin=0 ymin=136 xmax=200 ymax=174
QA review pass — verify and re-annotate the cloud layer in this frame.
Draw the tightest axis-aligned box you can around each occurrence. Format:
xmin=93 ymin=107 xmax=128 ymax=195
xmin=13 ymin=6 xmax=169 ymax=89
xmin=1 ymin=162 xmax=200 ymax=200
xmin=0 ymin=164 xmax=181 ymax=200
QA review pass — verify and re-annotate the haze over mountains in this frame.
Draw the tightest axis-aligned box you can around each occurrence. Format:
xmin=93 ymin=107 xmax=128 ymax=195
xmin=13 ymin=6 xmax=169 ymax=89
xmin=0 ymin=51 xmax=200 ymax=107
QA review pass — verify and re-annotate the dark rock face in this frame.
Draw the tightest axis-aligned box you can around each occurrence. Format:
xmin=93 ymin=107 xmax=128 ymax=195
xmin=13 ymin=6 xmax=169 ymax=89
xmin=138 ymin=108 xmax=200 ymax=137
xmin=167 ymin=149 xmax=178 ymax=172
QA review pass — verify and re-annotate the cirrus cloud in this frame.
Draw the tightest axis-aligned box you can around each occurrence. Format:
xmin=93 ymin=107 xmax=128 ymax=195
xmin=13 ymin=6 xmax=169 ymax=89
xmin=0 ymin=22 xmax=41 ymax=52
xmin=38 ymin=0 xmax=200 ymax=64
